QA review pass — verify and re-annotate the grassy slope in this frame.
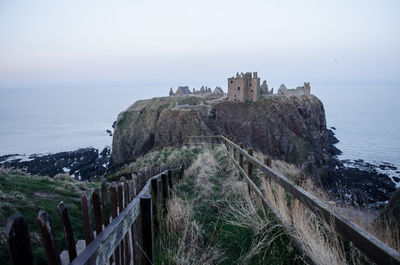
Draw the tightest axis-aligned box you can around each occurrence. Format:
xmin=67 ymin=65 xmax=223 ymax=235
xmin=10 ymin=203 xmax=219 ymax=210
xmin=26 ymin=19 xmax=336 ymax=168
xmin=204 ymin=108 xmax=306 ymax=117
xmin=0 ymin=170 xmax=99 ymax=265
xmin=154 ymin=146 xmax=304 ymax=264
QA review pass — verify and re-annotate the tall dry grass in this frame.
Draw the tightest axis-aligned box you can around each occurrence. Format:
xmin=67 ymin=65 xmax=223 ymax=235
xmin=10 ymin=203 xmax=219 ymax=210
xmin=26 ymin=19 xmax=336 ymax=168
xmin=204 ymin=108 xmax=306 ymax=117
xmin=164 ymin=194 xmax=224 ymax=265
xmin=259 ymin=156 xmax=400 ymax=264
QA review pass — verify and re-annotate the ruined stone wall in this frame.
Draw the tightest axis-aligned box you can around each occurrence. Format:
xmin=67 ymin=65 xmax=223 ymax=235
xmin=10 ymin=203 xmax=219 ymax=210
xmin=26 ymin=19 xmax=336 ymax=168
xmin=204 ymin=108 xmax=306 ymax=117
xmin=277 ymin=83 xmax=311 ymax=97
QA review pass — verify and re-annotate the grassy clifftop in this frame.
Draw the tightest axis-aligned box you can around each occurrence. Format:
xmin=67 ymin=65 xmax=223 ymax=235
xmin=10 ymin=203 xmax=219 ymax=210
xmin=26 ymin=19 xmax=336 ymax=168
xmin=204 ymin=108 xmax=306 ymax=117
xmin=0 ymin=169 xmax=99 ymax=265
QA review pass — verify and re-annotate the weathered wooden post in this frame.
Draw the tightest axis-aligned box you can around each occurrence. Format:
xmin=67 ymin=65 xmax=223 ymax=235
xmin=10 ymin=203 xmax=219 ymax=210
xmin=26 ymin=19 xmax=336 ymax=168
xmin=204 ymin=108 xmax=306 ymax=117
xmin=6 ymin=215 xmax=34 ymax=265
xmin=151 ymin=178 xmax=160 ymax=237
xmin=101 ymin=178 xmax=110 ymax=227
xmin=110 ymin=182 xmax=120 ymax=265
xmin=161 ymin=173 xmax=169 ymax=211
xmin=263 ymin=157 xmax=272 ymax=189
xmin=118 ymin=181 xmax=125 ymax=265
xmin=123 ymin=179 xmax=131 ymax=265
xmin=168 ymin=169 xmax=173 ymax=195
xmin=239 ymin=143 xmax=244 ymax=180
xmin=37 ymin=210 xmax=62 ymax=265
xmin=58 ymin=202 xmax=77 ymax=263
xmin=81 ymin=192 xmax=94 ymax=245
xmin=247 ymin=148 xmax=253 ymax=193
xmin=140 ymin=195 xmax=154 ymax=265
xmin=92 ymin=189 xmax=103 ymax=235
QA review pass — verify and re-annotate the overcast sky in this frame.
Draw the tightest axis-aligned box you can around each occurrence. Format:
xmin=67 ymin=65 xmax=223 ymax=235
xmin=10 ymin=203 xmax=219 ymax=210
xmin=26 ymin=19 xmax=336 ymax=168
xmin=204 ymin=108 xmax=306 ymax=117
xmin=0 ymin=0 xmax=399 ymax=88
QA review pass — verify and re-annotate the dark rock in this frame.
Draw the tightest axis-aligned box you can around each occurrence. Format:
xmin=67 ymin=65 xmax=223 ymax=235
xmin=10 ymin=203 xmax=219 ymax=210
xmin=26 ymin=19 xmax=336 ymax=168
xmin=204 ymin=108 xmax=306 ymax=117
xmin=327 ymin=129 xmax=339 ymax=145
xmin=106 ymin=129 xmax=113 ymax=136
xmin=0 ymin=147 xmax=111 ymax=180
xmin=393 ymin=177 xmax=400 ymax=183
xmin=322 ymin=159 xmax=396 ymax=207
xmin=330 ymin=126 xmax=336 ymax=130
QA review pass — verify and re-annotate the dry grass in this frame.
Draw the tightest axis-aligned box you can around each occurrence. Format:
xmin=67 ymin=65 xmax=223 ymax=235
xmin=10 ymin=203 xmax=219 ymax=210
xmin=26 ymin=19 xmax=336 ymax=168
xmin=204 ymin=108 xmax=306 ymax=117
xmin=161 ymin=193 xmax=225 ymax=265
xmin=261 ymin=173 xmax=356 ymax=265
xmin=258 ymin=156 xmax=400 ymax=264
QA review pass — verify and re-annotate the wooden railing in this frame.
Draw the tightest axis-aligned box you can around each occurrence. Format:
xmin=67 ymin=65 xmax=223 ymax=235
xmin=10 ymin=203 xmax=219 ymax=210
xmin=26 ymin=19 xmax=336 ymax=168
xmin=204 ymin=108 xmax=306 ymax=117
xmin=6 ymin=165 xmax=184 ymax=265
xmin=187 ymin=135 xmax=400 ymax=265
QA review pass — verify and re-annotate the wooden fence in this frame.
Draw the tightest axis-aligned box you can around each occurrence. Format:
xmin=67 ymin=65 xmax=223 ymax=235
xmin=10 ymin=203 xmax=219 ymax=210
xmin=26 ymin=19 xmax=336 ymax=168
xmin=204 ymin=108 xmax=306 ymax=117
xmin=6 ymin=134 xmax=400 ymax=265
xmin=186 ymin=134 xmax=400 ymax=265
xmin=6 ymin=165 xmax=184 ymax=265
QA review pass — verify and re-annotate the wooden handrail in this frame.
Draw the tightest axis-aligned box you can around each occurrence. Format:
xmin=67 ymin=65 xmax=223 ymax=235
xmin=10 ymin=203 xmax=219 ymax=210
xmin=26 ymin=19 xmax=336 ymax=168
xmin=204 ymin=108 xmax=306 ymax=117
xmin=70 ymin=167 xmax=182 ymax=265
xmin=218 ymin=135 xmax=400 ymax=265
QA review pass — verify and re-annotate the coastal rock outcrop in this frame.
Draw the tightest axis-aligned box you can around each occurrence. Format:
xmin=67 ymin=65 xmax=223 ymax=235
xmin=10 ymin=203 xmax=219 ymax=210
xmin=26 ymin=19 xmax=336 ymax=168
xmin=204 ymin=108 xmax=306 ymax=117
xmin=111 ymin=95 xmax=335 ymax=173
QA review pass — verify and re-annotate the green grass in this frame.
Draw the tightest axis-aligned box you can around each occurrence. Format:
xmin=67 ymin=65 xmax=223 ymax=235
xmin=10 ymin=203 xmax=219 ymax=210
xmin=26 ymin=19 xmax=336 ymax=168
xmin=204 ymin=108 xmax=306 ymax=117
xmin=154 ymin=147 xmax=305 ymax=264
xmin=0 ymin=170 xmax=99 ymax=265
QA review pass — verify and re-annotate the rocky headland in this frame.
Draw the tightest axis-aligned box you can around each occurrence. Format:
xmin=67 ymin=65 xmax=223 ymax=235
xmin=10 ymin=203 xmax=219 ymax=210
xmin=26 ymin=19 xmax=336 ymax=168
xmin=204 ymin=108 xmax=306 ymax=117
xmin=111 ymin=95 xmax=397 ymax=207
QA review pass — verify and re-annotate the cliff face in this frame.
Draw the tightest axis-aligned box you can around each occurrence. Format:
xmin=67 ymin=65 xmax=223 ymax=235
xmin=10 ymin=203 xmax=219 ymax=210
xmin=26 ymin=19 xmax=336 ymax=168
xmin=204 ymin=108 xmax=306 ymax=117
xmin=112 ymin=95 xmax=337 ymax=173
xmin=111 ymin=96 xmax=205 ymax=164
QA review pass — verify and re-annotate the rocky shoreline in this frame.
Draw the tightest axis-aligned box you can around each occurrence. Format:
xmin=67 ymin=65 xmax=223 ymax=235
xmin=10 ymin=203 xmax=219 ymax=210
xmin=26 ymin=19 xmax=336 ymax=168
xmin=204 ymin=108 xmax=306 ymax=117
xmin=0 ymin=147 xmax=111 ymax=180
xmin=321 ymin=128 xmax=398 ymax=208
xmin=323 ymin=158 xmax=397 ymax=208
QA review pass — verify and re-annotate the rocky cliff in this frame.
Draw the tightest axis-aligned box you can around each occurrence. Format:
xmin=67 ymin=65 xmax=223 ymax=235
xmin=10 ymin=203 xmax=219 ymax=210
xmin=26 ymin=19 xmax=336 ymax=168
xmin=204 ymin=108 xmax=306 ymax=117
xmin=111 ymin=95 xmax=338 ymax=174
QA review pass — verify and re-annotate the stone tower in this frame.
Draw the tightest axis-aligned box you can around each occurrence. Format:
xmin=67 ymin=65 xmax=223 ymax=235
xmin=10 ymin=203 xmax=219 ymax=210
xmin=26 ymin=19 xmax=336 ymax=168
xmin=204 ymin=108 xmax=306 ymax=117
xmin=227 ymin=72 xmax=260 ymax=102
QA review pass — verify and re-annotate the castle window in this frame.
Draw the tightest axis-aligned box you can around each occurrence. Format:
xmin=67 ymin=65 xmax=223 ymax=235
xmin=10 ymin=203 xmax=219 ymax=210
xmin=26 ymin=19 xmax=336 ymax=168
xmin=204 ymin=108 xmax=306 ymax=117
xmin=234 ymin=99 xmax=236 ymax=101
xmin=230 ymin=80 xmax=233 ymax=84
xmin=251 ymin=90 xmax=253 ymax=93
xmin=238 ymin=87 xmax=240 ymax=90
xmin=250 ymin=83 xmax=251 ymax=86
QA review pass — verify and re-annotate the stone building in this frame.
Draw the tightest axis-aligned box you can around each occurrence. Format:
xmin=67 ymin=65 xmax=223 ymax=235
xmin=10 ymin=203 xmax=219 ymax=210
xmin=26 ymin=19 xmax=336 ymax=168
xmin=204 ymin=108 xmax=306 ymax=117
xmin=277 ymin=82 xmax=311 ymax=97
xmin=175 ymin=86 xmax=191 ymax=96
xmin=213 ymin=86 xmax=224 ymax=95
xmin=227 ymin=72 xmax=272 ymax=102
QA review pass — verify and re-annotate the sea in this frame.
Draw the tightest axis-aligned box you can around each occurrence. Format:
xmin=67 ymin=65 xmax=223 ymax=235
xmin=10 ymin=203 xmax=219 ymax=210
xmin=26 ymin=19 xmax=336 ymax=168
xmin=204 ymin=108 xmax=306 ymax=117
xmin=0 ymin=83 xmax=399 ymax=180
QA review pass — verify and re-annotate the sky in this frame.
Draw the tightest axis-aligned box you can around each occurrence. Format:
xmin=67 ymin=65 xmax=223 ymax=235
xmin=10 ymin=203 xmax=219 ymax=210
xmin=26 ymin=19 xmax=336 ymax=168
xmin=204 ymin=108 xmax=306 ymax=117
xmin=0 ymin=0 xmax=399 ymax=89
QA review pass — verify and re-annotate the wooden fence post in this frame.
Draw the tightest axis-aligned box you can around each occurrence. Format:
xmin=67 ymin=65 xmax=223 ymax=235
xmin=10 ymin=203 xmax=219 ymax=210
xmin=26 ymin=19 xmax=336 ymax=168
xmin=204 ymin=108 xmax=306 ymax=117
xmin=101 ymin=178 xmax=110 ymax=227
xmin=6 ymin=215 xmax=34 ymax=265
xmin=110 ymin=182 xmax=120 ymax=265
xmin=92 ymin=189 xmax=103 ymax=236
xmin=239 ymin=143 xmax=244 ymax=180
xmin=161 ymin=173 xmax=169 ymax=211
xmin=118 ymin=181 xmax=125 ymax=265
xmin=151 ymin=178 xmax=160 ymax=237
xmin=168 ymin=169 xmax=173 ymax=196
xmin=247 ymin=148 xmax=253 ymax=193
xmin=37 ymin=210 xmax=62 ymax=265
xmin=58 ymin=202 xmax=77 ymax=263
xmin=263 ymin=157 xmax=272 ymax=192
xmin=140 ymin=195 xmax=154 ymax=265
xmin=123 ymin=179 xmax=131 ymax=265
xmin=81 ymin=192 xmax=94 ymax=246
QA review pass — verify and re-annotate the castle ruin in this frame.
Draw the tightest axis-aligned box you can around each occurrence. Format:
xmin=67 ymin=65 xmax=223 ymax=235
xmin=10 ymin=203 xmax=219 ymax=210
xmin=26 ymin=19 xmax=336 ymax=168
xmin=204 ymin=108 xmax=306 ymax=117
xmin=169 ymin=85 xmax=225 ymax=99
xmin=277 ymin=83 xmax=310 ymax=97
xmin=227 ymin=72 xmax=273 ymax=102
xmin=169 ymin=73 xmax=311 ymax=102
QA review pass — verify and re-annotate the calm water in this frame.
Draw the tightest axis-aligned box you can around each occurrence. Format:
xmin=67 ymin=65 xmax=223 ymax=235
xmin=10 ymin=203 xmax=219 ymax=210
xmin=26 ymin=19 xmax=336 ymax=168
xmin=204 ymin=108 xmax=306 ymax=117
xmin=0 ymin=84 xmax=399 ymax=170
